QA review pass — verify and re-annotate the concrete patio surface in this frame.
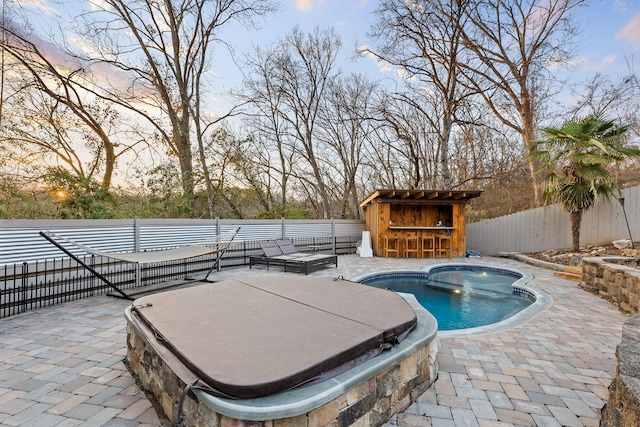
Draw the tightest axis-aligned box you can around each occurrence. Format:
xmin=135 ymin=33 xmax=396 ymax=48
xmin=0 ymin=255 xmax=628 ymax=426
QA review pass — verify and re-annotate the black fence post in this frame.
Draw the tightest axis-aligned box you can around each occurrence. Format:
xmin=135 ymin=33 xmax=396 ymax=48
xmin=21 ymin=262 xmax=28 ymax=315
xmin=243 ymin=241 xmax=247 ymax=266
xmin=331 ymin=219 xmax=336 ymax=254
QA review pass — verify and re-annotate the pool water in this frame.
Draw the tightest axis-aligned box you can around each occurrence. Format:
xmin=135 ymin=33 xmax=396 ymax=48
xmin=361 ymin=269 xmax=533 ymax=331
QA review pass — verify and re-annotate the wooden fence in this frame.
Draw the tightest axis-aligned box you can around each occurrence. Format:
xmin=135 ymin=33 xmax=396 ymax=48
xmin=466 ymin=185 xmax=640 ymax=255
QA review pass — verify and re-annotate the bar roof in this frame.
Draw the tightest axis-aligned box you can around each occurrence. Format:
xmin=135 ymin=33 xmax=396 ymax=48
xmin=360 ymin=189 xmax=482 ymax=208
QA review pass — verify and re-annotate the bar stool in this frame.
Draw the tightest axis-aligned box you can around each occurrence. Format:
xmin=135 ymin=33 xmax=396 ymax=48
xmin=404 ymin=236 xmax=420 ymax=258
xmin=436 ymin=235 xmax=452 ymax=258
xmin=420 ymin=235 xmax=436 ymax=258
xmin=383 ymin=236 xmax=400 ymax=258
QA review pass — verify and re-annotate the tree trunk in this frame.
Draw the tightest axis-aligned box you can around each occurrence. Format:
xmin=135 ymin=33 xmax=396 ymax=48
xmin=193 ymin=112 xmax=216 ymax=219
xmin=440 ymin=114 xmax=453 ymax=189
xmin=176 ymin=134 xmax=195 ymax=215
xmin=521 ymin=91 xmax=541 ymax=206
xmin=570 ymin=209 xmax=582 ymax=252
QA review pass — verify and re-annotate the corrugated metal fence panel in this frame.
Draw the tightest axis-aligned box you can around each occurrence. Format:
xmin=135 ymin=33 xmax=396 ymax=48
xmin=284 ymin=220 xmax=333 ymax=238
xmin=0 ymin=228 xmax=64 ymax=263
xmin=0 ymin=220 xmax=138 ymax=264
xmin=281 ymin=220 xmax=364 ymax=240
xmin=334 ymin=221 xmax=366 ymax=239
xmin=50 ymin=227 xmax=137 ymax=253
xmin=140 ymin=226 xmax=218 ymax=249
xmin=222 ymin=220 xmax=289 ymax=241
xmin=468 ymin=184 xmax=640 ymax=255
xmin=0 ymin=218 xmax=366 ymax=266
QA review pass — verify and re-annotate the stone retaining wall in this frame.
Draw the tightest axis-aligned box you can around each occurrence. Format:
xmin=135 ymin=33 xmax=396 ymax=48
xmin=579 ymin=257 xmax=640 ymax=426
xmin=580 ymin=257 xmax=640 ymax=315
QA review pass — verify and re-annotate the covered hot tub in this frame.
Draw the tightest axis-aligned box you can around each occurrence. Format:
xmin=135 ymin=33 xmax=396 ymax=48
xmin=126 ymin=275 xmax=438 ymax=426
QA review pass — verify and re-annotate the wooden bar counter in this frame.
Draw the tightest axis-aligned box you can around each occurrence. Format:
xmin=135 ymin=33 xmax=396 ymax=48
xmin=359 ymin=189 xmax=482 ymax=258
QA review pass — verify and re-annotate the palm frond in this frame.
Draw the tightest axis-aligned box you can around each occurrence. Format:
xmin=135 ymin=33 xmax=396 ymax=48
xmin=576 ymin=163 xmax=612 ymax=182
xmin=586 ymin=137 xmax=609 ymax=154
xmin=531 ymin=114 xmax=638 ymax=214
xmin=558 ymin=181 xmax=595 ymax=211
xmin=614 ymin=146 xmax=640 ymax=158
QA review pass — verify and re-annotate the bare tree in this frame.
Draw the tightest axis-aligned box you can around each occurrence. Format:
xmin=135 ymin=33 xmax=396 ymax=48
xmin=241 ymin=26 xmax=342 ymax=218
xmin=375 ymin=87 xmax=438 ymax=189
xmin=459 ymin=0 xmax=585 ymax=204
xmin=240 ymin=45 xmax=298 ymax=217
xmin=317 ymin=73 xmax=379 ymax=219
xmin=1 ymin=90 xmax=131 ymax=187
xmin=0 ymin=21 xmax=140 ymax=188
xmin=2 ymin=0 xmax=275 ymax=216
xmin=74 ymin=0 xmax=276 ymax=215
xmin=567 ymin=64 xmax=640 ymax=189
xmin=281 ymin=26 xmax=343 ymax=218
xmin=371 ymin=83 xmax=511 ymax=193
xmin=449 ymin=120 xmax=526 ymax=189
xmin=366 ymin=0 xmax=475 ymax=189
xmin=569 ymin=67 xmax=640 ymax=132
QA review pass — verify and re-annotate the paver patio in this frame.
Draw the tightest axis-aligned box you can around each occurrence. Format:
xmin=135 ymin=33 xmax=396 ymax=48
xmin=0 ymin=255 xmax=628 ymax=426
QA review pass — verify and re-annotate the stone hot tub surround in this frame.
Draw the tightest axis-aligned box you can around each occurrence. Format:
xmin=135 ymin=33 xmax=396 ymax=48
xmin=125 ymin=279 xmax=438 ymax=427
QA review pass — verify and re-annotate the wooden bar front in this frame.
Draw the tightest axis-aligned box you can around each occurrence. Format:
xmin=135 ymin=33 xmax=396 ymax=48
xmin=360 ymin=190 xmax=482 ymax=258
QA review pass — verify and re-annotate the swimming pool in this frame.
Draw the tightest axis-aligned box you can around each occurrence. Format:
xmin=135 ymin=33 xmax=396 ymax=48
xmin=356 ymin=264 xmax=551 ymax=335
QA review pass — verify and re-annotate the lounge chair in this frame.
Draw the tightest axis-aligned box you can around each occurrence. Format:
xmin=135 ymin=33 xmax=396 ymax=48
xmin=250 ymin=239 xmax=337 ymax=274
xmin=40 ymin=227 xmax=241 ymax=299
xmin=276 ymin=239 xmax=311 ymax=256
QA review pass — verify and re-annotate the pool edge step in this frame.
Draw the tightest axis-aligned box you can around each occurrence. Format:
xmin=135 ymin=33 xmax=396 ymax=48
xmin=553 ymin=271 xmax=582 ymax=281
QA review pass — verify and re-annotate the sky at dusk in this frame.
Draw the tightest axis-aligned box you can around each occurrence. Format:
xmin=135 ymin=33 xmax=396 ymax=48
xmin=216 ymin=0 xmax=640 ymax=115
xmin=9 ymin=0 xmax=640 ymax=117
xmin=222 ymin=0 xmax=640 ymax=75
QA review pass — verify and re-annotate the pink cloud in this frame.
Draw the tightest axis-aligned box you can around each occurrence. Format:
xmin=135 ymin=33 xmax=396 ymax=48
xmin=294 ymin=0 xmax=326 ymax=12
xmin=616 ymin=14 xmax=640 ymax=46
xmin=295 ymin=0 xmax=313 ymax=11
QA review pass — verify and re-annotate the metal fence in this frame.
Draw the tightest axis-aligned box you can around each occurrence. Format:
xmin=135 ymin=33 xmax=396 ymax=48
xmin=467 ymin=185 xmax=640 ymax=255
xmin=6 ymin=183 xmax=637 ymax=317
xmin=0 ymin=219 xmax=365 ymax=319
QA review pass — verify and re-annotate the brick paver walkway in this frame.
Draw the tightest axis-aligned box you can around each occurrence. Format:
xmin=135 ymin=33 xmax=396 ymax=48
xmin=0 ymin=256 xmax=628 ymax=426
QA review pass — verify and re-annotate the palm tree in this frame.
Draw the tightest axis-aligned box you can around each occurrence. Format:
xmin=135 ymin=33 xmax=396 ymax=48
xmin=531 ymin=115 xmax=640 ymax=251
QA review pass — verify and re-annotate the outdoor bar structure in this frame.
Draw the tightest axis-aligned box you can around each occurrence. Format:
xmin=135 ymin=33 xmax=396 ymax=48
xmin=360 ymin=189 xmax=482 ymax=258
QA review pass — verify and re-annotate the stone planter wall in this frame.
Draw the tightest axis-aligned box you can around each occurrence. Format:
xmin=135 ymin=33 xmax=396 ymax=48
xmin=580 ymin=257 xmax=640 ymax=315
xmin=579 ymin=257 xmax=640 ymax=426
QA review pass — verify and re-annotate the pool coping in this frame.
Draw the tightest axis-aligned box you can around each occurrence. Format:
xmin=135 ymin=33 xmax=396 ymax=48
xmin=352 ymin=262 xmax=552 ymax=338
